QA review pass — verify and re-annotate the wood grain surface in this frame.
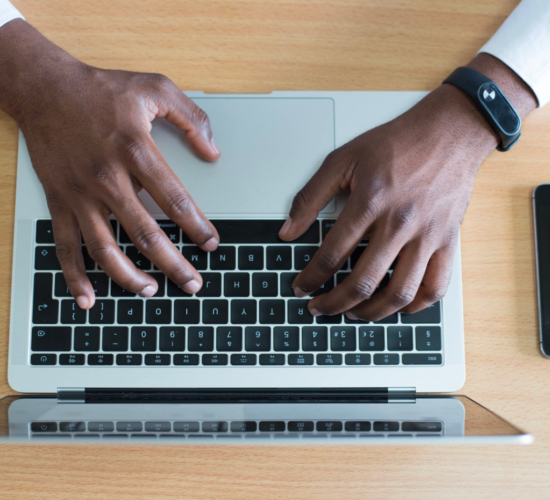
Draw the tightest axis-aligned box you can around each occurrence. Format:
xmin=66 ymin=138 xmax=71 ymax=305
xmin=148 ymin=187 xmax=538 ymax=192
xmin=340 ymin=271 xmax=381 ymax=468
xmin=1 ymin=1 xmax=549 ymax=498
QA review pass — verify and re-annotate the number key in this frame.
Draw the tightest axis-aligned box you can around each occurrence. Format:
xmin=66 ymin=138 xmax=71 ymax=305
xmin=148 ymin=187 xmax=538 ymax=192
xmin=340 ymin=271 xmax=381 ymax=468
xmin=330 ymin=327 xmax=356 ymax=351
xmin=359 ymin=326 xmax=385 ymax=351
xmin=273 ymin=327 xmax=299 ymax=351
xmin=159 ymin=327 xmax=185 ymax=351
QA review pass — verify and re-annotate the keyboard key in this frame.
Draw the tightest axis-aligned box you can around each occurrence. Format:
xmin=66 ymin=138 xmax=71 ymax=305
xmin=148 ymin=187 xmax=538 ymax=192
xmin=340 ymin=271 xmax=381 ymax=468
xmin=74 ymin=327 xmax=100 ymax=351
xmin=145 ymin=421 xmax=172 ymax=432
xmin=288 ymin=421 xmax=314 ymax=432
xmin=131 ymin=327 xmax=157 ymax=351
xmin=238 ymin=246 xmax=264 ymax=270
xmin=157 ymin=219 xmax=180 ymax=243
xmin=202 ymin=354 xmax=228 ymax=365
xmin=59 ymin=422 xmax=86 ymax=432
xmin=374 ymin=313 xmax=398 ymax=325
xmin=373 ymin=421 xmax=399 ymax=432
xmin=117 ymin=421 xmax=143 ymax=432
xmin=54 ymin=273 xmax=72 ymax=297
xmin=88 ymin=354 xmax=113 ymax=365
xmin=316 ymin=314 xmax=342 ymax=324
xmin=345 ymin=353 xmax=371 ymax=365
xmin=210 ymin=220 xmax=319 ymax=244
xmin=35 ymin=246 xmax=61 ymax=270
xmin=321 ymin=220 xmax=336 ymax=240
xmin=401 ymin=302 xmax=441 ymax=324
xmin=126 ymin=246 xmax=151 ymax=270
xmin=224 ymin=272 xmax=250 ymax=297
xmin=288 ymin=354 xmax=314 ymax=365
xmin=117 ymin=300 xmax=144 ymax=324
xmin=145 ymin=354 xmax=171 ymax=365
xmin=88 ymin=421 xmax=114 ymax=432
xmin=252 ymin=273 xmax=278 ymax=297
xmin=59 ymin=354 xmax=85 ymax=365
xmin=311 ymin=277 xmax=335 ymax=297
xmin=359 ymin=326 xmax=385 ymax=351
xmin=288 ymin=300 xmax=313 ymax=324
xmin=116 ymin=354 xmax=142 ymax=366
xmin=316 ymin=353 xmax=342 ymax=365
xmin=336 ymin=273 xmax=350 ymax=285
xmin=30 ymin=353 xmax=57 ymax=365
xmin=294 ymin=246 xmax=319 ymax=270
xmin=259 ymin=354 xmax=285 ymax=365
xmin=111 ymin=281 xmax=137 ymax=297
xmin=259 ymin=421 xmax=285 ymax=432
xmin=302 ymin=326 xmax=328 ymax=351
xmin=31 ymin=422 xmax=58 ymax=432
xmin=147 ymin=272 xmax=166 ymax=297
xmin=33 ymin=273 xmax=58 ymax=324
xmin=266 ymin=246 xmax=291 ymax=270
xmin=245 ymin=327 xmax=271 ymax=351
xmin=230 ymin=421 xmax=257 ymax=432
xmin=167 ymin=279 xmax=190 ymax=297
xmin=203 ymin=299 xmax=229 ymax=324
xmin=231 ymin=354 xmax=257 ymax=365
xmin=159 ymin=327 xmax=185 ymax=351
xmin=231 ymin=299 xmax=257 ymax=324
xmin=60 ymin=300 xmax=86 ymax=324
xmin=196 ymin=273 xmax=222 ymax=297
xmin=217 ymin=327 xmax=243 ymax=351
xmin=402 ymin=422 xmax=442 ymax=432
xmin=86 ymin=272 xmax=109 ymax=296
xmin=188 ymin=327 xmax=214 ymax=351
xmin=174 ymin=299 xmax=200 ymax=324
xmin=182 ymin=246 xmax=207 ymax=270
xmin=31 ymin=327 xmax=71 ymax=351
xmin=274 ymin=327 xmax=299 ymax=351
xmin=259 ymin=299 xmax=285 ymax=324
xmin=373 ymin=354 xmax=400 ymax=365
xmin=350 ymin=246 xmax=366 ymax=269
xmin=82 ymin=246 xmax=96 ymax=270
xmin=280 ymin=272 xmax=299 ymax=297
xmin=316 ymin=421 xmax=343 ymax=432
xmin=146 ymin=299 xmax=172 ymax=324
xmin=89 ymin=300 xmax=115 ymax=324
xmin=202 ymin=421 xmax=228 ymax=432
xmin=415 ymin=327 xmax=442 ymax=351
xmin=402 ymin=354 xmax=442 ymax=365
xmin=345 ymin=421 xmax=371 ymax=432
xmin=387 ymin=327 xmax=413 ymax=351
xmin=36 ymin=220 xmax=55 ymax=243
xmin=102 ymin=327 xmax=129 ymax=351
xmin=330 ymin=327 xmax=357 ymax=351
xmin=210 ymin=246 xmax=236 ymax=270
xmin=173 ymin=421 xmax=200 ymax=432
xmin=173 ymin=354 xmax=200 ymax=365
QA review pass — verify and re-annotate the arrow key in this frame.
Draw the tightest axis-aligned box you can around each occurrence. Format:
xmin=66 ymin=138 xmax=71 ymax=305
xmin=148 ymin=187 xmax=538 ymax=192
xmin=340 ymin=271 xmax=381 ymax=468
xmin=36 ymin=220 xmax=55 ymax=244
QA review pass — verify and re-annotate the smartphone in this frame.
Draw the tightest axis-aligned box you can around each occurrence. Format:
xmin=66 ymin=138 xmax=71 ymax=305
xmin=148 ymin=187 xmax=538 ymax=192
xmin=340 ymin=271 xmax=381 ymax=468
xmin=533 ymin=184 xmax=550 ymax=357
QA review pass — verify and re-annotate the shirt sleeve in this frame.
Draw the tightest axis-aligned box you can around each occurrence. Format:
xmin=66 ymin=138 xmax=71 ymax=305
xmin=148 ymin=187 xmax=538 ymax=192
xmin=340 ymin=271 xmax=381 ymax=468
xmin=0 ymin=0 xmax=24 ymax=29
xmin=479 ymin=0 xmax=550 ymax=107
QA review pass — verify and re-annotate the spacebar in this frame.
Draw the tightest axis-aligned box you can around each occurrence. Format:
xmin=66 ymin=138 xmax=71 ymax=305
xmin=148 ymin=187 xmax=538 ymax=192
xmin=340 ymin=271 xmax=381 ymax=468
xmin=185 ymin=220 xmax=320 ymax=244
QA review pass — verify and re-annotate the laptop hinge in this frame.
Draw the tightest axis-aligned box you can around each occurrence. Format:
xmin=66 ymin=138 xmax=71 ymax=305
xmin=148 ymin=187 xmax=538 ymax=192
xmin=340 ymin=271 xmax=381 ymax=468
xmin=57 ymin=387 xmax=85 ymax=403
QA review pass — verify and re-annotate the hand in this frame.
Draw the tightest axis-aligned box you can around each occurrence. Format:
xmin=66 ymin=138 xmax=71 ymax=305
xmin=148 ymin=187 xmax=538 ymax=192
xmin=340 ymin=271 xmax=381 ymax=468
xmin=0 ymin=21 xmax=221 ymax=309
xmin=279 ymin=56 xmax=536 ymax=321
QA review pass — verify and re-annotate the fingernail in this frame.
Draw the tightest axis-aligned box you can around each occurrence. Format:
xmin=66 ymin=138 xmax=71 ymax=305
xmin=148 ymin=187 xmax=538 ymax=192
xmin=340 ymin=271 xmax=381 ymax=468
xmin=140 ymin=284 xmax=157 ymax=297
xmin=183 ymin=279 xmax=202 ymax=295
xmin=345 ymin=311 xmax=358 ymax=320
xmin=279 ymin=217 xmax=292 ymax=238
xmin=294 ymin=287 xmax=308 ymax=298
xmin=203 ymin=237 xmax=219 ymax=252
xmin=210 ymin=138 xmax=220 ymax=155
xmin=309 ymin=307 xmax=322 ymax=317
xmin=76 ymin=295 xmax=89 ymax=309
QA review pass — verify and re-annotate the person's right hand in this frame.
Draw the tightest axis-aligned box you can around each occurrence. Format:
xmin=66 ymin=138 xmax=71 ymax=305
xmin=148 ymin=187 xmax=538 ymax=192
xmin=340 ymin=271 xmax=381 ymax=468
xmin=0 ymin=21 xmax=221 ymax=310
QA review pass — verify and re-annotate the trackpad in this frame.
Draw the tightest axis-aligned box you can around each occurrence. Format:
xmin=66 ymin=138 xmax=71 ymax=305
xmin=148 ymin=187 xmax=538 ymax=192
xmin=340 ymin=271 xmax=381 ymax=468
xmin=149 ymin=97 xmax=336 ymax=216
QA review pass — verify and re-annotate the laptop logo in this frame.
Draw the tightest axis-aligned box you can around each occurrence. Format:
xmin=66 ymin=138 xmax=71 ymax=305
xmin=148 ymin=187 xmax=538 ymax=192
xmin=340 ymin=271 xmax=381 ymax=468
xmin=483 ymin=89 xmax=496 ymax=101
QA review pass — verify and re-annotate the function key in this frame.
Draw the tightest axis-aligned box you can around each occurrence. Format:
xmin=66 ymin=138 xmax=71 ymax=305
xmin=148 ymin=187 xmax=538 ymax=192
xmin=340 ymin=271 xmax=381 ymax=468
xmin=359 ymin=327 xmax=385 ymax=351
xmin=210 ymin=246 xmax=236 ymax=270
xmin=402 ymin=422 xmax=442 ymax=432
xmin=36 ymin=220 xmax=55 ymax=243
xmin=302 ymin=326 xmax=328 ymax=351
xmin=245 ymin=327 xmax=271 ymax=352
xmin=294 ymin=246 xmax=319 ymax=270
xmin=259 ymin=354 xmax=285 ymax=365
xmin=88 ymin=421 xmax=114 ymax=432
xmin=330 ymin=327 xmax=357 ymax=351
xmin=387 ymin=327 xmax=413 ymax=351
xmin=159 ymin=327 xmax=185 ymax=351
xmin=173 ymin=354 xmax=200 ymax=366
xmin=345 ymin=353 xmax=371 ymax=365
xmin=157 ymin=220 xmax=180 ymax=244
xmin=31 ymin=422 xmax=58 ymax=432
xmin=260 ymin=421 xmax=285 ymax=432
xmin=35 ymin=247 xmax=61 ymax=270
xmin=202 ymin=354 xmax=228 ymax=365
xmin=230 ymin=421 xmax=257 ymax=432
xmin=415 ymin=327 xmax=442 ymax=351
xmin=89 ymin=300 xmax=115 ymax=324
xmin=59 ymin=422 xmax=86 ymax=432
xmin=402 ymin=354 xmax=442 ymax=365
xmin=345 ymin=421 xmax=371 ymax=432
xmin=288 ymin=421 xmax=314 ymax=432
xmin=182 ymin=246 xmax=207 ymax=270
xmin=401 ymin=302 xmax=441 ymax=324
xmin=316 ymin=353 xmax=342 ymax=365
xmin=202 ymin=422 xmax=228 ymax=432
xmin=145 ymin=421 xmax=172 ymax=432
xmin=373 ymin=354 xmax=400 ymax=365
xmin=266 ymin=246 xmax=292 ymax=270
xmin=288 ymin=354 xmax=314 ymax=365
xmin=74 ymin=327 xmax=100 ymax=351
xmin=31 ymin=327 xmax=71 ymax=352
xmin=30 ymin=353 xmax=57 ymax=365
xmin=238 ymin=246 xmax=264 ymax=270
xmin=316 ymin=421 xmax=343 ymax=432
xmin=125 ymin=246 xmax=151 ymax=270
xmin=59 ymin=354 xmax=85 ymax=365
xmin=87 ymin=354 xmax=114 ymax=365
xmin=231 ymin=354 xmax=257 ymax=366
xmin=145 ymin=354 xmax=171 ymax=365
xmin=252 ymin=273 xmax=278 ymax=297
xmin=116 ymin=354 xmax=142 ymax=366
xmin=117 ymin=422 xmax=143 ymax=432
xmin=273 ymin=327 xmax=299 ymax=351
xmin=60 ymin=300 xmax=86 ymax=324
xmin=373 ymin=421 xmax=399 ymax=432
xmin=173 ymin=421 xmax=200 ymax=432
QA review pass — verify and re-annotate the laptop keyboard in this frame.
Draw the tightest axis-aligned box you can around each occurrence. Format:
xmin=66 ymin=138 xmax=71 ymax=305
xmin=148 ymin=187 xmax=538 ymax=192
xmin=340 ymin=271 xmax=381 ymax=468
xmin=30 ymin=219 xmax=443 ymax=367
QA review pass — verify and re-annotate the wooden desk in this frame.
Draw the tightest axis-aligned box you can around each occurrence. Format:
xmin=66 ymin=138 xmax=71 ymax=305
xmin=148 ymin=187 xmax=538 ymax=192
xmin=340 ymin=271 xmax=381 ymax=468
xmin=1 ymin=1 xmax=549 ymax=498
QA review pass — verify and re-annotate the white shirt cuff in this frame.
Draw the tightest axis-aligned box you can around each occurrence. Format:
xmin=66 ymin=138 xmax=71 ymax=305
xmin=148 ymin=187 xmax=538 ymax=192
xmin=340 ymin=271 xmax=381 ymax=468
xmin=0 ymin=0 xmax=24 ymax=29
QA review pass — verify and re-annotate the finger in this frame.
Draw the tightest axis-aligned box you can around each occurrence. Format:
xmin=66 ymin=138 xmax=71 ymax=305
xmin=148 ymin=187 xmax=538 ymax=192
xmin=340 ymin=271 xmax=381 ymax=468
xmin=279 ymin=150 xmax=348 ymax=241
xmin=292 ymin=194 xmax=376 ymax=297
xmin=50 ymin=208 xmax=95 ymax=310
xmin=151 ymin=76 xmax=220 ymax=161
xmin=347 ymin=241 xmax=432 ymax=322
xmin=400 ymin=243 xmax=456 ymax=314
xmin=78 ymin=207 xmax=158 ymax=296
xmin=130 ymin=138 xmax=219 ymax=251
xmin=306 ymin=226 xmax=404 ymax=317
xmin=109 ymin=187 xmax=203 ymax=294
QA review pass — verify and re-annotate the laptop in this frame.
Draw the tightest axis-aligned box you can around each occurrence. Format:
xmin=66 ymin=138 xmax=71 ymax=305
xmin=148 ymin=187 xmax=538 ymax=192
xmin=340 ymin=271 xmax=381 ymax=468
xmin=4 ymin=91 xmax=530 ymax=444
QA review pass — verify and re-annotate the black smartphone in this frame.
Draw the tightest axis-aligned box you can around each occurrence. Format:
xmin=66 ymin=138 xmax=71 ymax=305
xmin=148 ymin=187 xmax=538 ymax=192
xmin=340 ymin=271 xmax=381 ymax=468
xmin=533 ymin=184 xmax=550 ymax=357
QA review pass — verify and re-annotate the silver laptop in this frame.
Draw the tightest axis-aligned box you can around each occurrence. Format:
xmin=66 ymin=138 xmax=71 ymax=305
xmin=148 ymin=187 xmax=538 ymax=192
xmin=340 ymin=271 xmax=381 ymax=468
xmin=4 ymin=91 xmax=530 ymax=444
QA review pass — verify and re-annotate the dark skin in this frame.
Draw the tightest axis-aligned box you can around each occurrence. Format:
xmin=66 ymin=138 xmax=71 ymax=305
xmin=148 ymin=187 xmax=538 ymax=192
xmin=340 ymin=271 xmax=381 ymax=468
xmin=0 ymin=20 xmax=538 ymax=319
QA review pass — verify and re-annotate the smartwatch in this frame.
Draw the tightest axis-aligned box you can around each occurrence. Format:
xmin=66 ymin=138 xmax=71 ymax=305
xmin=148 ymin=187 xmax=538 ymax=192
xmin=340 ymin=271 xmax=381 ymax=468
xmin=443 ymin=66 xmax=521 ymax=152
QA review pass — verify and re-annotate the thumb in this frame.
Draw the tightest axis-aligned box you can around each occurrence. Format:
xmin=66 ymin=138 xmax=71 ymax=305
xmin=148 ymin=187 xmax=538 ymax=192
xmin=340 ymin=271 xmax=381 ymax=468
xmin=279 ymin=150 xmax=345 ymax=241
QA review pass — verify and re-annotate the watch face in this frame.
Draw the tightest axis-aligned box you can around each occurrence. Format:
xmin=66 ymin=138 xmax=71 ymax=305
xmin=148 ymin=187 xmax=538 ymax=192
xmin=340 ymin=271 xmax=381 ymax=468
xmin=478 ymin=83 xmax=521 ymax=136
